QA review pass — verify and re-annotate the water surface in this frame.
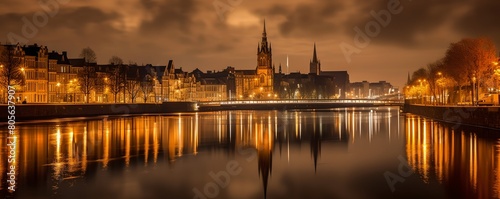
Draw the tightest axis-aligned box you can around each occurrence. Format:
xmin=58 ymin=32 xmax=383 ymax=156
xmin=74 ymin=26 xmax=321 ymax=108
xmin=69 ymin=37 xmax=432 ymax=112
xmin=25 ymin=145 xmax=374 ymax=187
xmin=1 ymin=108 xmax=499 ymax=199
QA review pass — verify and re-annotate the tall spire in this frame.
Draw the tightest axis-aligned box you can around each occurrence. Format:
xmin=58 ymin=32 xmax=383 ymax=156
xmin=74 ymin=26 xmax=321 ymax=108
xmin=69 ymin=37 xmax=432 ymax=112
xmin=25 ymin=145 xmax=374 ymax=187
xmin=312 ymin=43 xmax=318 ymax=63
xmin=260 ymin=19 xmax=269 ymax=53
xmin=263 ymin=19 xmax=267 ymax=37
xmin=407 ymin=72 xmax=411 ymax=85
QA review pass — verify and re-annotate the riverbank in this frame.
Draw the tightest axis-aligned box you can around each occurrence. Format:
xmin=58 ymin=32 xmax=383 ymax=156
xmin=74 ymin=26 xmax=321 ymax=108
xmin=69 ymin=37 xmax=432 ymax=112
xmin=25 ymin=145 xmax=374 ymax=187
xmin=403 ymin=104 xmax=500 ymax=129
xmin=0 ymin=102 xmax=197 ymax=122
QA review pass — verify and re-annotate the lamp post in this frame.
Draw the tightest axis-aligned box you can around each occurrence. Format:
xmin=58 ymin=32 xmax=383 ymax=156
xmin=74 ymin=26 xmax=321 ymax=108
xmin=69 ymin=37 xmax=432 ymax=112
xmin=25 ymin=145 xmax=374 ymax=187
xmin=436 ymin=72 xmax=442 ymax=105
xmin=471 ymin=72 xmax=477 ymax=106
xmin=56 ymin=82 xmax=60 ymax=103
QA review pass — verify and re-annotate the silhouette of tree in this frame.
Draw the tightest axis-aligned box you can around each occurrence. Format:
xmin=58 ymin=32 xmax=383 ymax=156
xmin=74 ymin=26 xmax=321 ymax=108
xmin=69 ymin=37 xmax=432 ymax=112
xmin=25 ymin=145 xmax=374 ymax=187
xmin=109 ymin=56 xmax=123 ymax=65
xmin=80 ymin=47 xmax=96 ymax=63
xmin=0 ymin=45 xmax=25 ymax=89
xmin=126 ymin=68 xmax=141 ymax=103
xmin=78 ymin=47 xmax=98 ymax=103
xmin=108 ymin=56 xmax=126 ymax=103
xmin=140 ymin=66 xmax=155 ymax=103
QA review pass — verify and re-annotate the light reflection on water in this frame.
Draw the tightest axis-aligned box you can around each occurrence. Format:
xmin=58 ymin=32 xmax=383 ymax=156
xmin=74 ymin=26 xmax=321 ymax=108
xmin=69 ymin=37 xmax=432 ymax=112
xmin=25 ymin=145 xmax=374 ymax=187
xmin=0 ymin=108 xmax=499 ymax=199
xmin=405 ymin=115 xmax=500 ymax=199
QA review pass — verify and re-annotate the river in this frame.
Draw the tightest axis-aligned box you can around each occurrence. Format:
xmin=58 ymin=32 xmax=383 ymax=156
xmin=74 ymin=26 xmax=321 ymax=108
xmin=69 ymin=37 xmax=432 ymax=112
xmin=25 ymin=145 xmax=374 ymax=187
xmin=1 ymin=107 xmax=499 ymax=199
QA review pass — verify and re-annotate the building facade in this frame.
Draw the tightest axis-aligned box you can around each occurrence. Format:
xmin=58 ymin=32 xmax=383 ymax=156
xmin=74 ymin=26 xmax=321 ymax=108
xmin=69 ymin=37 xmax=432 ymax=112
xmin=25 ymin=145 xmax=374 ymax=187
xmin=235 ymin=20 xmax=275 ymax=100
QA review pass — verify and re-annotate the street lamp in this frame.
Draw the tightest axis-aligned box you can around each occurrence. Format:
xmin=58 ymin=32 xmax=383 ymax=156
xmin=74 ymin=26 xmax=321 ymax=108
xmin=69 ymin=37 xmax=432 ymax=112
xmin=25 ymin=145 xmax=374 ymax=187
xmin=56 ymin=82 xmax=61 ymax=103
xmin=436 ymin=72 xmax=443 ymax=105
xmin=472 ymin=72 xmax=477 ymax=106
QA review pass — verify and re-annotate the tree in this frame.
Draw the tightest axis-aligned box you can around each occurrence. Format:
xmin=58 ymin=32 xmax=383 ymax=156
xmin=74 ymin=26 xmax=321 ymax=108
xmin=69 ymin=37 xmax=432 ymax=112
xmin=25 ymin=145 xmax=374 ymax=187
xmin=78 ymin=47 xmax=98 ymax=103
xmin=78 ymin=65 xmax=97 ymax=103
xmin=140 ymin=66 xmax=155 ymax=103
xmin=80 ymin=47 xmax=97 ymax=63
xmin=444 ymin=37 xmax=497 ymax=104
xmin=109 ymin=56 xmax=123 ymax=65
xmin=126 ymin=68 xmax=141 ymax=103
xmin=408 ymin=67 xmax=427 ymax=85
xmin=107 ymin=56 xmax=126 ymax=103
xmin=426 ymin=60 xmax=445 ymax=104
xmin=0 ymin=45 xmax=25 ymax=94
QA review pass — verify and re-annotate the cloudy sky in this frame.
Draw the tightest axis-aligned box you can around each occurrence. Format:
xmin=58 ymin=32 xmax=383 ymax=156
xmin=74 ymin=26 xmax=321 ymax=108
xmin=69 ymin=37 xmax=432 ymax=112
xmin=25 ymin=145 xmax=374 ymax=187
xmin=1 ymin=0 xmax=499 ymax=87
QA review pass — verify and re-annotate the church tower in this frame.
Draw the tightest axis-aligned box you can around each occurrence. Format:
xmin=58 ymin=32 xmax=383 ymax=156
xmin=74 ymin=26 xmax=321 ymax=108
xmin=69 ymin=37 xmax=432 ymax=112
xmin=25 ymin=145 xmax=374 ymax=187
xmin=256 ymin=19 xmax=274 ymax=96
xmin=310 ymin=43 xmax=321 ymax=75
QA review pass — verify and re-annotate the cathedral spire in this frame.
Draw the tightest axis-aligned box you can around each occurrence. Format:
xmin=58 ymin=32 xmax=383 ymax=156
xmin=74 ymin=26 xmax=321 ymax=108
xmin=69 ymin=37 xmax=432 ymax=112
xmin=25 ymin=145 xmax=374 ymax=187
xmin=312 ymin=43 xmax=318 ymax=63
xmin=263 ymin=19 xmax=267 ymax=37
xmin=407 ymin=72 xmax=411 ymax=85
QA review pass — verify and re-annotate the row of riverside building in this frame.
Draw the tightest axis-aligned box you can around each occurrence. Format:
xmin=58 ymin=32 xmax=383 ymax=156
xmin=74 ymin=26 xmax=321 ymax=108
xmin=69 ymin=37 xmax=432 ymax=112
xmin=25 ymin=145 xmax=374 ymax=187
xmin=0 ymin=21 xmax=397 ymax=104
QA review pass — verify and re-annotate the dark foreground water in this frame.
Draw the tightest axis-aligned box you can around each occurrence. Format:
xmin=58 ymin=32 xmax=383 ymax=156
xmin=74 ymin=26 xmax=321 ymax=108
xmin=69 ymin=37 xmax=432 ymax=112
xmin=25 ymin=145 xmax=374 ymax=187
xmin=1 ymin=108 xmax=500 ymax=199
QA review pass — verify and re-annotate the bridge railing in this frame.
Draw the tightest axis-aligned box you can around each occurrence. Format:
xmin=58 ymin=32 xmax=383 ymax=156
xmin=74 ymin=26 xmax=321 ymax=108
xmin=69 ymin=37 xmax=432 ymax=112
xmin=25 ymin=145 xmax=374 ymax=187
xmin=198 ymin=99 xmax=404 ymax=106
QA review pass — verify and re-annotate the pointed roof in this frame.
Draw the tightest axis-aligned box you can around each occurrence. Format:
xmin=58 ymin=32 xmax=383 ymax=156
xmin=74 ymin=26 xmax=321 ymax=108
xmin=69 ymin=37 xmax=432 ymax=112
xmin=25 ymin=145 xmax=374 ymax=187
xmin=263 ymin=19 xmax=267 ymax=36
xmin=312 ymin=43 xmax=319 ymax=63
xmin=407 ymin=72 xmax=411 ymax=85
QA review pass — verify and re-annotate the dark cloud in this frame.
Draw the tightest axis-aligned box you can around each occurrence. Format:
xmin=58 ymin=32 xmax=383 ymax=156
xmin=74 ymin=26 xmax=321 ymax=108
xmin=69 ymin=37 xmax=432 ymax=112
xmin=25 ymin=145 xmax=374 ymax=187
xmin=255 ymin=0 xmax=345 ymax=38
xmin=50 ymin=6 xmax=120 ymax=32
xmin=346 ymin=0 xmax=465 ymax=47
xmin=454 ymin=0 xmax=500 ymax=46
xmin=139 ymin=0 xmax=199 ymax=34
xmin=0 ymin=6 xmax=121 ymax=44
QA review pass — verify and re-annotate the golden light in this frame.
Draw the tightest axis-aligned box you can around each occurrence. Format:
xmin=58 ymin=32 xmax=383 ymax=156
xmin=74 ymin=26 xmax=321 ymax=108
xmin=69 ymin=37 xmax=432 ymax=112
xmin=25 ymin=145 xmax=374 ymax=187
xmin=0 ymin=64 xmax=3 ymax=68
xmin=493 ymin=61 xmax=498 ymax=66
xmin=57 ymin=82 xmax=61 ymax=87
xmin=21 ymin=67 xmax=25 ymax=72
xmin=437 ymin=72 xmax=442 ymax=76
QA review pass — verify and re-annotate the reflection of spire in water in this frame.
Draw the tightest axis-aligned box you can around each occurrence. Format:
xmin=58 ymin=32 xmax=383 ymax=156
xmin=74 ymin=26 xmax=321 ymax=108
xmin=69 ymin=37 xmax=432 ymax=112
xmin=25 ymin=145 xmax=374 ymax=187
xmin=310 ymin=126 xmax=322 ymax=173
xmin=310 ymin=112 xmax=321 ymax=173
xmin=255 ymin=116 xmax=274 ymax=199
xmin=258 ymin=140 xmax=272 ymax=199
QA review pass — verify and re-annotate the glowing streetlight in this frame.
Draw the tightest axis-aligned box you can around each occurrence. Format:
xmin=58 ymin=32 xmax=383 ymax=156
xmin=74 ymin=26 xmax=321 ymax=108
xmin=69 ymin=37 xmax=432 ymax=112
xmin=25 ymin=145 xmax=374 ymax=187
xmin=21 ymin=67 xmax=25 ymax=72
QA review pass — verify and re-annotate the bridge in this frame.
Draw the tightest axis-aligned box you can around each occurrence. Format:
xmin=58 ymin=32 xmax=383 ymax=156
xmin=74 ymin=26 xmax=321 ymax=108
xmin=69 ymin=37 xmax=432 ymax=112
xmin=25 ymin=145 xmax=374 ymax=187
xmin=197 ymin=99 xmax=404 ymax=111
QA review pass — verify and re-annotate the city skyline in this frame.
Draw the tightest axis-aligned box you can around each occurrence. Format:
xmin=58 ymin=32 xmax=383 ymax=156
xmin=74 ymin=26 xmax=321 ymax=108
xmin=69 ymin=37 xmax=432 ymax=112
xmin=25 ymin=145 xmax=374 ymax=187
xmin=1 ymin=0 xmax=499 ymax=88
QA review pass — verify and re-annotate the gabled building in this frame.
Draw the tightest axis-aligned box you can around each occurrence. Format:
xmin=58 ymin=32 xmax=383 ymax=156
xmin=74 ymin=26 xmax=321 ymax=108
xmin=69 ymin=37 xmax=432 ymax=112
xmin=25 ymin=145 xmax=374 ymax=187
xmin=22 ymin=44 xmax=50 ymax=103
xmin=48 ymin=51 xmax=73 ymax=103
